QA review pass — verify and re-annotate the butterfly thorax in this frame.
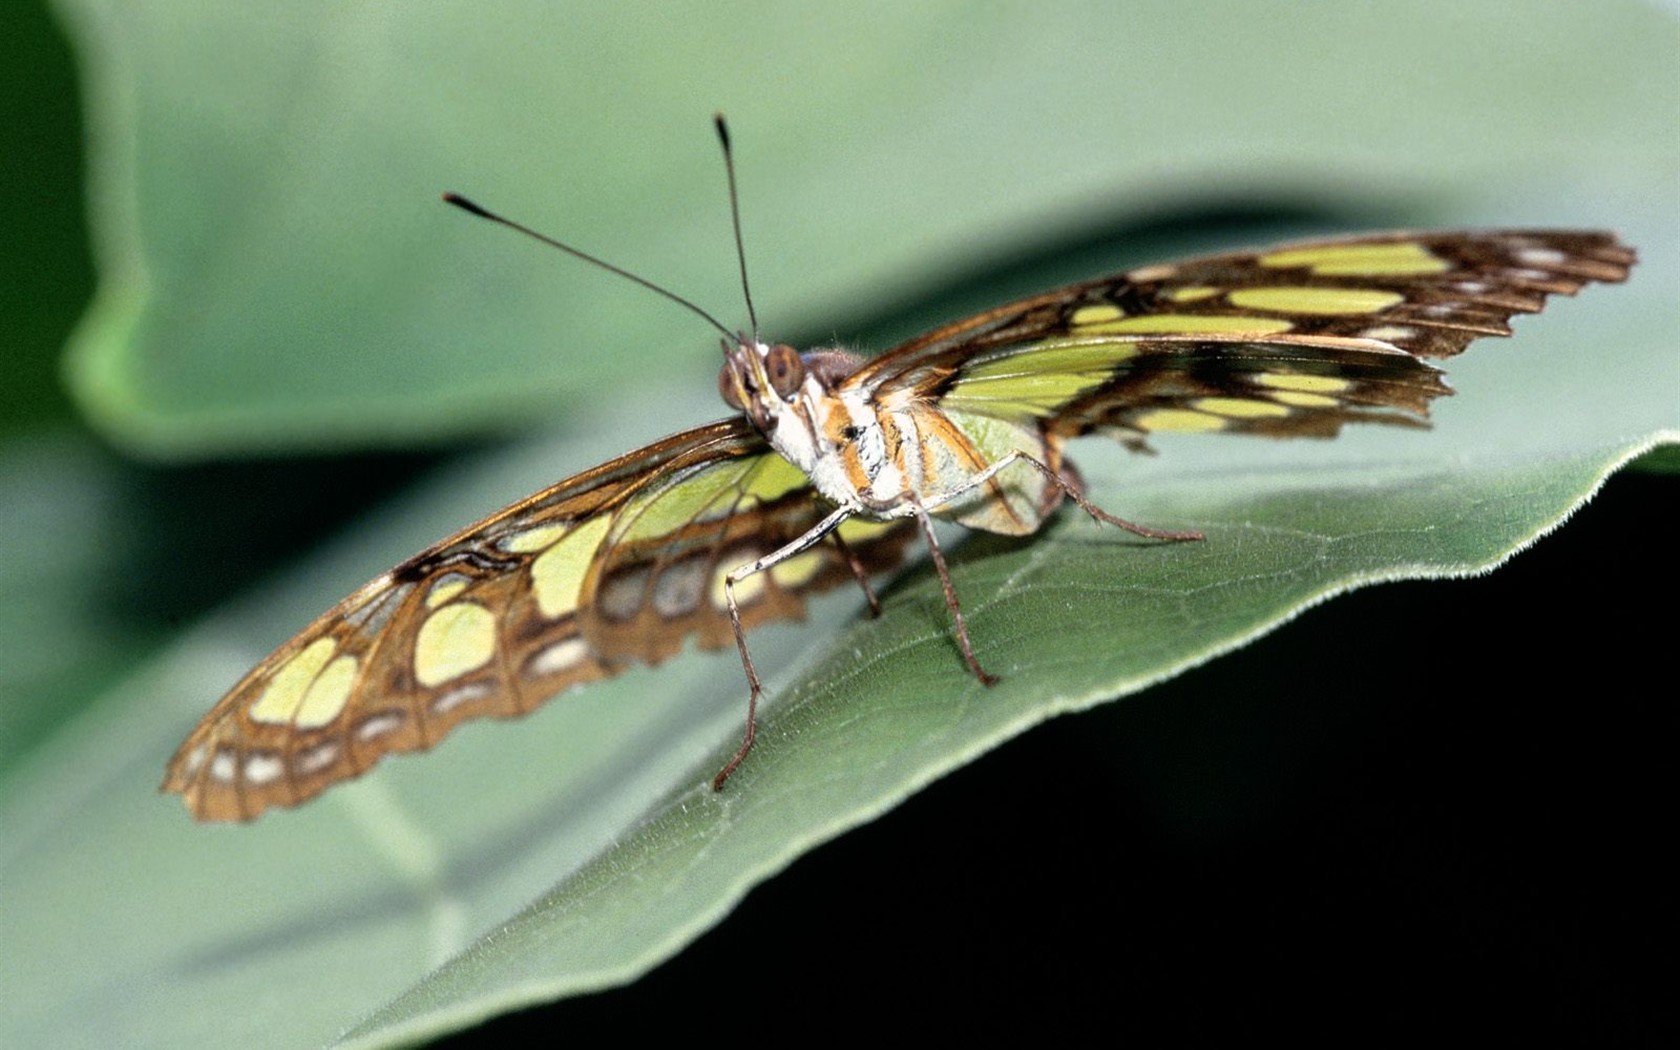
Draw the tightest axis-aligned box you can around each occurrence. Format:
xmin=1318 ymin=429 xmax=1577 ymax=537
xmin=719 ymin=339 xmax=1062 ymax=536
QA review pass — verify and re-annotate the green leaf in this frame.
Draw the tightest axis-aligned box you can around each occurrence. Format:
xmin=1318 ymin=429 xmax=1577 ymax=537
xmin=6 ymin=0 xmax=1675 ymax=1047
xmin=58 ymin=0 xmax=1677 ymax=455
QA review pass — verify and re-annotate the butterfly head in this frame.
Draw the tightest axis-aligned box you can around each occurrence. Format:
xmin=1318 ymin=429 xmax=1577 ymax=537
xmin=719 ymin=339 xmax=866 ymax=426
xmin=717 ymin=339 xmax=874 ymax=487
xmin=718 ymin=339 xmax=805 ymax=432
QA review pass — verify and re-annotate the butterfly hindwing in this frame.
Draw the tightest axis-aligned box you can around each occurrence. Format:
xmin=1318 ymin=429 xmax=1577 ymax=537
xmin=581 ymin=446 xmax=914 ymax=663
xmin=163 ymin=420 xmax=915 ymax=821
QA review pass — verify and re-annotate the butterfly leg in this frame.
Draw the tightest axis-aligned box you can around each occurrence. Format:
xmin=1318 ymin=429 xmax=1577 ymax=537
xmin=907 ymin=495 xmax=1000 ymax=688
xmin=926 ymin=449 xmax=1205 ymax=543
xmin=715 ymin=504 xmax=856 ymax=790
xmin=828 ymin=528 xmax=883 ymax=617
xmin=903 ymin=451 xmax=1199 ymax=689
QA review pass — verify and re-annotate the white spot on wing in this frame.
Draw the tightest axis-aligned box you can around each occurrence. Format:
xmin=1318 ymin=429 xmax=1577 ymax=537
xmin=652 ymin=558 xmax=707 ymax=617
xmin=431 ymin=682 xmax=492 ymax=717
xmin=598 ymin=566 xmax=651 ymax=622
xmin=244 ymin=752 xmax=284 ymax=786
xmin=210 ymin=749 xmax=237 ymax=784
xmin=356 ymin=710 xmax=405 ymax=742
xmin=295 ymin=741 xmax=340 ymax=776
xmin=528 ymin=637 xmax=590 ymax=677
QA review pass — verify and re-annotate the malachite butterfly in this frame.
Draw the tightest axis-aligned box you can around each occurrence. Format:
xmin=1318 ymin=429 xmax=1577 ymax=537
xmin=163 ymin=121 xmax=1635 ymax=821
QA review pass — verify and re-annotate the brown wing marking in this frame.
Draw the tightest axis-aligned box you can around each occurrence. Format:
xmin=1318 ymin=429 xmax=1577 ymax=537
xmin=852 ymin=229 xmax=1636 ymax=400
xmin=164 ymin=421 xmax=905 ymax=821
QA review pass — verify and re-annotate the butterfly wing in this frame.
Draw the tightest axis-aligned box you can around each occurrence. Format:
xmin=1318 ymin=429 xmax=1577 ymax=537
xmin=163 ymin=419 xmax=915 ymax=822
xmin=852 ymin=230 xmax=1635 ymax=440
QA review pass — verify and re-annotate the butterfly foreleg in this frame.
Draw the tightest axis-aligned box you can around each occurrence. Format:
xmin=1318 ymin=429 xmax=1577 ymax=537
xmin=924 ymin=449 xmax=1206 ymax=543
xmin=714 ymin=503 xmax=856 ymax=790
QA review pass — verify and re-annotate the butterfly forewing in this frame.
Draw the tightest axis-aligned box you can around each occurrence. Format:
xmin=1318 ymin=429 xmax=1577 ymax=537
xmin=862 ymin=230 xmax=1635 ymax=442
xmin=163 ymin=420 xmax=914 ymax=821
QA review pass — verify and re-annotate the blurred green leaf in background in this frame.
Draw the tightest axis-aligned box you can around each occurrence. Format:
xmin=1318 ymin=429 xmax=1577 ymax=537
xmin=2 ymin=2 xmax=1675 ymax=1046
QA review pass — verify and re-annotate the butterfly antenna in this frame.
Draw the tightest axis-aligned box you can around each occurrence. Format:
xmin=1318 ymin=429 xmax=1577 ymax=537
xmin=441 ymin=192 xmax=735 ymax=340
xmin=714 ymin=113 xmax=761 ymax=345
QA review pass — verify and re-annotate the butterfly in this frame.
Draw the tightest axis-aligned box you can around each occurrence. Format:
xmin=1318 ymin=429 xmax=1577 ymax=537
xmin=161 ymin=129 xmax=1636 ymax=822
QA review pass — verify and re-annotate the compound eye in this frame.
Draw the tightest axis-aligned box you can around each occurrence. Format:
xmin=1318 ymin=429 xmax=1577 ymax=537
xmin=765 ymin=344 xmax=806 ymax=399
xmin=717 ymin=362 xmax=745 ymax=410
